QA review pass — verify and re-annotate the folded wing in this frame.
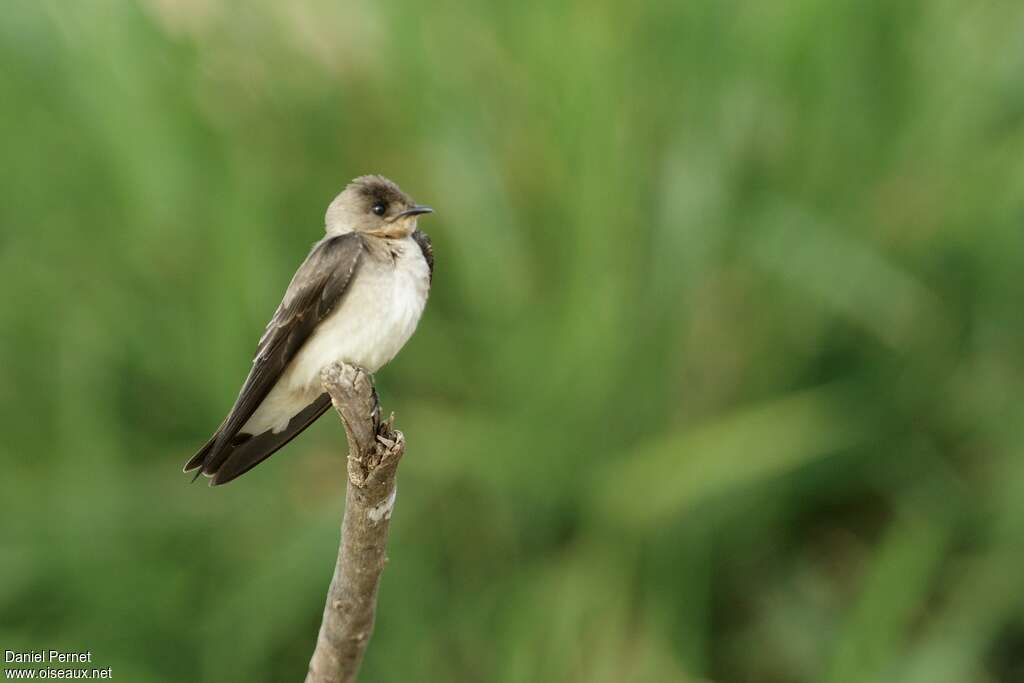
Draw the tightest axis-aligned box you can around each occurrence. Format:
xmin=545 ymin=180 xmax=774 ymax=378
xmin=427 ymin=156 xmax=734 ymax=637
xmin=184 ymin=232 xmax=364 ymax=484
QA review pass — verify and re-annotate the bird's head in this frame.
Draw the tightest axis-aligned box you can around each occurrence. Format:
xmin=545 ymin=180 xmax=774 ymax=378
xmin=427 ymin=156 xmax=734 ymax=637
xmin=325 ymin=175 xmax=433 ymax=238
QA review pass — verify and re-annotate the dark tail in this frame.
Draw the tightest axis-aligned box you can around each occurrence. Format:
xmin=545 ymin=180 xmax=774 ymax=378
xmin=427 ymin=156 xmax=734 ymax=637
xmin=183 ymin=393 xmax=332 ymax=486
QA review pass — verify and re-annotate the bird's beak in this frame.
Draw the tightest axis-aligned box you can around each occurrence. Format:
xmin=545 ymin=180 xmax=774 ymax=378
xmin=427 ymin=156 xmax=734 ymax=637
xmin=395 ymin=205 xmax=434 ymax=219
xmin=374 ymin=205 xmax=434 ymax=237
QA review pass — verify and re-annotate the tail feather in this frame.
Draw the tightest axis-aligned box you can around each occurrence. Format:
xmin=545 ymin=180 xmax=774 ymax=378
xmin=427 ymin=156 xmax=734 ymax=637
xmin=184 ymin=436 xmax=216 ymax=477
xmin=184 ymin=393 xmax=332 ymax=486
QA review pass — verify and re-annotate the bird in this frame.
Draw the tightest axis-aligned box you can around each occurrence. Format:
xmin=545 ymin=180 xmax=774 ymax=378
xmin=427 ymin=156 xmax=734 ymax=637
xmin=184 ymin=175 xmax=434 ymax=486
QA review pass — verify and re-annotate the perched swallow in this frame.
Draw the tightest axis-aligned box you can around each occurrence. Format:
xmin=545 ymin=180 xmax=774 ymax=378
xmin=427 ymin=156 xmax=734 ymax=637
xmin=185 ymin=175 xmax=434 ymax=485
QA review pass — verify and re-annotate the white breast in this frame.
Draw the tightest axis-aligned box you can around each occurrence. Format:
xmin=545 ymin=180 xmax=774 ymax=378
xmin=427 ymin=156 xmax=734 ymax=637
xmin=242 ymin=236 xmax=430 ymax=434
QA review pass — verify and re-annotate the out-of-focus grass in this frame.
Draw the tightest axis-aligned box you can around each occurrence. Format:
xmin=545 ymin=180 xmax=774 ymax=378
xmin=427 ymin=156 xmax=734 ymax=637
xmin=2 ymin=1 xmax=1024 ymax=681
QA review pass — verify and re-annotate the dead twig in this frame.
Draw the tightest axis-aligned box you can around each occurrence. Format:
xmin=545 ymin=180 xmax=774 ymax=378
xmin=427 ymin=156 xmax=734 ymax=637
xmin=305 ymin=362 xmax=406 ymax=683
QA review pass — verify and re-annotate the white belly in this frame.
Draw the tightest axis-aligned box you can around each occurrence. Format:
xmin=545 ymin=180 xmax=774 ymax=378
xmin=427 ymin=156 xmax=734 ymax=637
xmin=242 ymin=236 xmax=430 ymax=434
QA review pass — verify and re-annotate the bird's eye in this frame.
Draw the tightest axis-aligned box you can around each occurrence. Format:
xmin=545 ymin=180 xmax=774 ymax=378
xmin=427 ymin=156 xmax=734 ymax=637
xmin=372 ymin=202 xmax=387 ymax=216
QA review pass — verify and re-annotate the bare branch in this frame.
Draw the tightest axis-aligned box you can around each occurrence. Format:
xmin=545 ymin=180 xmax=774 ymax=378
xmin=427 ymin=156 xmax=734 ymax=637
xmin=305 ymin=363 xmax=406 ymax=683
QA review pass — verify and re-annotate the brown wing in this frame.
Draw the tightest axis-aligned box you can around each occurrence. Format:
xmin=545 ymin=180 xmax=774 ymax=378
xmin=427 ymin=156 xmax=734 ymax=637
xmin=412 ymin=228 xmax=434 ymax=282
xmin=184 ymin=232 xmax=364 ymax=478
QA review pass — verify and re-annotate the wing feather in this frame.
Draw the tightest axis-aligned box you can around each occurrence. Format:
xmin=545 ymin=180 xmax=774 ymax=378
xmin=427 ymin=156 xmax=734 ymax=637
xmin=186 ymin=232 xmax=364 ymax=477
xmin=412 ymin=229 xmax=434 ymax=282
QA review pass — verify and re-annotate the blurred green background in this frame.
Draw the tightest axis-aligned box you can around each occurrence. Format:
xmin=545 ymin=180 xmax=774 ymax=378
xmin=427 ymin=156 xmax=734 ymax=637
xmin=2 ymin=1 xmax=1024 ymax=681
